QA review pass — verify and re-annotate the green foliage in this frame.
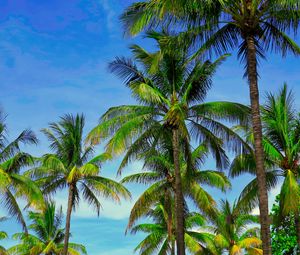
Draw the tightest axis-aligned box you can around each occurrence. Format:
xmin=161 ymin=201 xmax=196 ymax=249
xmin=120 ymin=2 xmax=300 ymax=253
xmin=262 ymin=85 xmax=300 ymax=218
xmin=87 ymin=32 xmax=251 ymax=171
xmin=229 ymin=85 xmax=300 ymax=217
xmin=130 ymin=199 xmax=217 ymax=255
xmin=271 ymin=195 xmax=299 ymax=255
xmin=121 ymin=1 xmax=300 ymax=63
xmin=88 ymin=29 xmax=250 ymax=255
xmin=0 ymin=216 xmax=8 ymax=254
xmin=211 ymin=200 xmax=262 ymax=255
xmin=0 ymin=109 xmax=43 ymax=232
xmin=27 ymin=113 xmax=131 ymax=254
xmin=0 ymin=1 xmax=300 ymax=252
xmin=8 ymin=201 xmax=87 ymax=255
xmin=28 ymin=114 xmax=131 ymax=215
xmin=87 ymin=30 xmax=250 ymax=255
xmin=122 ymin=140 xmax=231 ymax=230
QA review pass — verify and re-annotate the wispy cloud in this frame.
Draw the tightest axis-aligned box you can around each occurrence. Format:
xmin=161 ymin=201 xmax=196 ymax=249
xmin=99 ymin=0 xmax=116 ymax=31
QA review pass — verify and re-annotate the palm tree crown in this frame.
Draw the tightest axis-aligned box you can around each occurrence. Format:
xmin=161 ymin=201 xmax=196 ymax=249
xmin=88 ymin=32 xmax=249 ymax=165
xmin=212 ymin=200 xmax=262 ymax=255
xmin=121 ymin=0 xmax=300 ymax=60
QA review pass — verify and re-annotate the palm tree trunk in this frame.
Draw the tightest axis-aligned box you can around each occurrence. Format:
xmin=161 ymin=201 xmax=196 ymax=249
xmin=246 ymin=35 xmax=272 ymax=255
xmin=168 ymin=209 xmax=175 ymax=255
xmin=294 ymin=214 xmax=300 ymax=249
xmin=165 ymin=190 xmax=173 ymax=243
xmin=63 ymin=184 xmax=74 ymax=255
xmin=172 ymin=129 xmax=185 ymax=255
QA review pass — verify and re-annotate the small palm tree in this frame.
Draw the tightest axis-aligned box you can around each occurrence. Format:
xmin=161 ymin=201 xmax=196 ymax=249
xmin=131 ymin=199 xmax=217 ymax=255
xmin=28 ymin=114 xmax=131 ymax=255
xmin=262 ymin=85 xmax=300 ymax=223
xmin=0 ymin=110 xmax=43 ymax=232
xmin=211 ymin=200 xmax=262 ymax=255
xmin=88 ymin=32 xmax=250 ymax=255
xmin=230 ymin=85 xmax=300 ymax=248
xmin=9 ymin=201 xmax=87 ymax=255
xmin=120 ymin=2 xmax=300 ymax=253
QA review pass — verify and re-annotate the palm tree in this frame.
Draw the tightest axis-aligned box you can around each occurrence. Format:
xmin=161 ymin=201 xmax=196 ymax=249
xmin=230 ymin=85 xmax=300 ymax=248
xmin=9 ymin=201 xmax=87 ymax=255
xmin=120 ymin=2 xmax=300 ymax=253
xmin=130 ymin=199 xmax=217 ymax=255
xmin=0 ymin=109 xmax=43 ymax=233
xmin=87 ymin=32 xmax=250 ymax=255
xmin=124 ymin=141 xmax=229 ymax=254
xmin=122 ymin=140 xmax=231 ymax=232
xmin=27 ymin=114 xmax=131 ymax=255
xmin=211 ymin=200 xmax=262 ymax=255
xmin=0 ymin=216 xmax=8 ymax=255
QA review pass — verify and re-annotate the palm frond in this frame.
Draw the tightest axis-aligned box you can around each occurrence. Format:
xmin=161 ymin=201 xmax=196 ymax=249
xmin=279 ymin=169 xmax=300 ymax=215
xmin=80 ymin=182 xmax=102 ymax=216
xmin=193 ymin=170 xmax=231 ymax=191
xmin=2 ymin=189 xmax=27 ymax=233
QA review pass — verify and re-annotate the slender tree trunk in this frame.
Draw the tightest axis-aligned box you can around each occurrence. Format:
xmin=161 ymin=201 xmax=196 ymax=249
xmin=172 ymin=129 xmax=185 ymax=255
xmin=167 ymin=199 xmax=175 ymax=255
xmin=167 ymin=210 xmax=173 ymax=241
xmin=167 ymin=205 xmax=175 ymax=255
xmin=165 ymin=190 xmax=173 ymax=243
xmin=165 ymin=191 xmax=175 ymax=255
xmin=63 ymin=184 xmax=74 ymax=255
xmin=246 ymin=35 xmax=272 ymax=255
xmin=295 ymin=214 xmax=300 ymax=249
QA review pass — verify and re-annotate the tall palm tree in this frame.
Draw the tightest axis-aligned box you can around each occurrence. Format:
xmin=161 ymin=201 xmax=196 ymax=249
xmin=27 ymin=114 xmax=131 ymax=255
xmin=0 ymin=110 xmax=43 ymax=233
xmin=9 ymin=201 xmax=87 ymax=255
xmin=230 ymin=85 xmax=300 ymax=248
xmin=120 ymin=2 xmax=300 ymax=253
xmin=130 ymin=199 xmax=217 ymax=255
xmin=211 ymin=200 xmax=262 ymax=255
xmin=87 ymin=32 xmax=250 ymax=255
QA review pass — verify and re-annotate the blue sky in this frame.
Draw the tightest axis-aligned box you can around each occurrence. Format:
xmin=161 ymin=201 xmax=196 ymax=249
xmin=0 ymin=1 xmax=300 ymax=254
